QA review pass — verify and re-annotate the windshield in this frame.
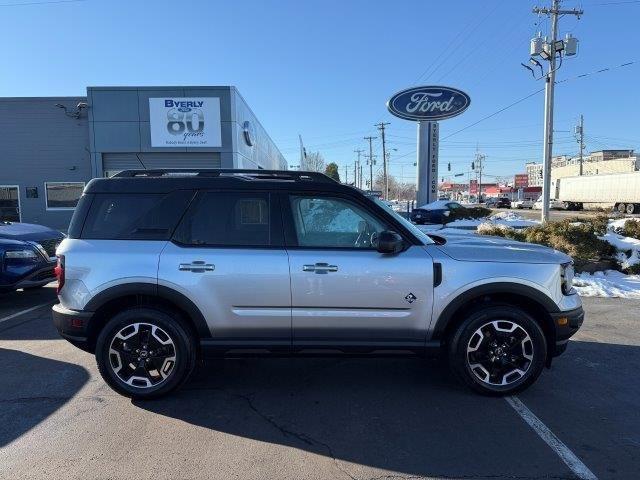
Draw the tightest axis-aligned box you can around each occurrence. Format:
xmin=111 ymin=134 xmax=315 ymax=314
xmin=372 ymin=198 xmax=434 ymax=245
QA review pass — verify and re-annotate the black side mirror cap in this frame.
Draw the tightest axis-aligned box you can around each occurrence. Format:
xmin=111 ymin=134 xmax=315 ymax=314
xmin=375 ymin=230 xmax=404 ymax=254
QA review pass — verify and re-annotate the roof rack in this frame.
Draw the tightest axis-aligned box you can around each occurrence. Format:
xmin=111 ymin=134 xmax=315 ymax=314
xmin=112 ymin=169 xmax=336 ymax=184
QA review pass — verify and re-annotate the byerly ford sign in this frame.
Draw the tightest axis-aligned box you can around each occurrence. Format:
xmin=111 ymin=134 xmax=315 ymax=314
xmin=149 ymin=97 xmax=222 ymax=147
xmin=386 ymin=86 xmax=470 ymax=121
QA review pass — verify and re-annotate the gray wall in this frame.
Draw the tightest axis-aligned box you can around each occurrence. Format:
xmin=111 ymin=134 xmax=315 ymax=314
xmin=0 ymin=97 xmax=91 ymax=230
xmin=231 ymin=89 xmax=288 ymax=170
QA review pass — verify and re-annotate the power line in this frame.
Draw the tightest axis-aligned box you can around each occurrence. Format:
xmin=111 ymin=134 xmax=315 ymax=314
xmin=414 ymin=1 xmax=504 ymax=84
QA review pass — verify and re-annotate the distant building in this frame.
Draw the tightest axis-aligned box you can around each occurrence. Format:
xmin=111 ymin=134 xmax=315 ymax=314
xmin=526 ymin=150 xmax=638 ymax=189
xmin=526 ymin=162 xmax=544 ymax=187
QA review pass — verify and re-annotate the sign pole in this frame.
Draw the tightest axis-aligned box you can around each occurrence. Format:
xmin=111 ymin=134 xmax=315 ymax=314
xmin=416 ymin=121 xmax=439 ymax=206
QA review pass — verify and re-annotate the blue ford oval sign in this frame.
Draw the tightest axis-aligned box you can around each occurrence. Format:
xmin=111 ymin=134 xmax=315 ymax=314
xmin=387 ymin=86 xmax=470 ymax=121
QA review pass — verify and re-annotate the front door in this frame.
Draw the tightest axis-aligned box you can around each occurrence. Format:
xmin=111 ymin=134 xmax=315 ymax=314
xmin=158 ymin=191 xmax=291 ymax=347
xmin=0 ymin=186 xmax=20 ymax=222
xmin=283 ymin=193 xmax=434 ymax=348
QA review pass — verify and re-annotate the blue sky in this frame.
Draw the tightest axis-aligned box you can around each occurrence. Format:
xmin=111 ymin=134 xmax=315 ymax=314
xmin=2 ymin=0 xmax=638 ymax=184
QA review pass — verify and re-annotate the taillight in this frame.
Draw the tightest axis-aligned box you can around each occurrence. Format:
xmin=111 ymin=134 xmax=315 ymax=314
xmin=54 ymin=255 xmax=65 ymax=294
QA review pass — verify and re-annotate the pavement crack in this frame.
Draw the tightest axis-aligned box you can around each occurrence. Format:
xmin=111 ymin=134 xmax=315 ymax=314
xmin=220 ymin=389 xmax=359 ymax=480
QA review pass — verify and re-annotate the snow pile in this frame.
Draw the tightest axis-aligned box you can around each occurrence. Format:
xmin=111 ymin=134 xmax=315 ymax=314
xmin=573 ymin=270 xmax=640 ymax=299
xmin=601 ymin=218 xmax=640 ymax=271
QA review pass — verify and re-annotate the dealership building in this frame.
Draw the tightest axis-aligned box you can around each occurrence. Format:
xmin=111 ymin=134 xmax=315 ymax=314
xmin=0 ymin=86 xmax=287 ymax=230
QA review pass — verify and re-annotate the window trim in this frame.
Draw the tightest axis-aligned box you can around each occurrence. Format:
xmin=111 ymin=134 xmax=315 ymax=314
xmin=44 ymin=181 xmax=86 ymax=211
xmin=281 ymin=191 xmax=405 ymax=251
xmin=170 ymin=190 xmax=285 ymax=249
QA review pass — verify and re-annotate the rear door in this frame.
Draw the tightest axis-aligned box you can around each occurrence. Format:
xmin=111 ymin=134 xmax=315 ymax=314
xmin=158 ymin=190 xmax=291 ymax=348
xmin=282 ymin=193 xmax=434 ymax=349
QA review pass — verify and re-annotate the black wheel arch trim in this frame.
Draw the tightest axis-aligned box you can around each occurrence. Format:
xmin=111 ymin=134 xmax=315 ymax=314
xmin=84 ymin=282 xmax=211 ymax=338
xmin=431 ymin=282 xmax=559 ymax=341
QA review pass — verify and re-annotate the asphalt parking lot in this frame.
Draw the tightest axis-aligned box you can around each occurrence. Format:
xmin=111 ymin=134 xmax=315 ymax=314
xmin=1 ymin=286 xmax=639 ymax=480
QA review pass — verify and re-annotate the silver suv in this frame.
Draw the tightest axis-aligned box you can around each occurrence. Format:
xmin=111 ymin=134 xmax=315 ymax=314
xmin=52 ymin=169 xmax=584 ymax=399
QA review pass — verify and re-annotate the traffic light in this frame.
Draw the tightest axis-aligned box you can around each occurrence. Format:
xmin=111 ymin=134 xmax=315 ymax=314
xmin=448 ymin=162 xmax=451 ymax=171
xmin=471 ymin=161 xmax=475 ymax=170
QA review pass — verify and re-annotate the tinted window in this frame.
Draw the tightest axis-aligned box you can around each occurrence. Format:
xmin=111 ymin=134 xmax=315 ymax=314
xmin=173 ymin=192 xmax=270 ymax=246
xmin=81 ymin=191 xmax=193 ymax=240
xmin=289 ymin=196 xmax=385 ymax=248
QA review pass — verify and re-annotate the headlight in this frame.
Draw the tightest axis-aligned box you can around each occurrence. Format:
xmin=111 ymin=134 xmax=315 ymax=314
xmin=561 ymin=263 xmax=575 ymax=295
xmin=5 ymin=249 xmax=38 ymax=259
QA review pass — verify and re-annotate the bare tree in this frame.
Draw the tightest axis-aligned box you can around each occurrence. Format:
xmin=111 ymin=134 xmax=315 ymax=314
xmin=304 ymin=151 xmax=325 ymax=172
xmin=374 ymin=173 xmax=415 ymax=201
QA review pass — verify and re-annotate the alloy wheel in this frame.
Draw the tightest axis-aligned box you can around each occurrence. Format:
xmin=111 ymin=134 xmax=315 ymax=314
xmin=466 ymin=320 xmax=534 ymax=386
xmin=108 ymin=322 xmax=177 ymax=388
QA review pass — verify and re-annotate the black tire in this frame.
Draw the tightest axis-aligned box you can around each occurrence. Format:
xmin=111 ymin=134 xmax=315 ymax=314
xmin=448 ymin=305 xmax=547 ymax=396
xmin=626 ymin=203 xmax=636 ymax=215
xmin=617 ymin=203 xmax=626 ymax=213
xmin=96 ymin=307 xmax=196 ymax=399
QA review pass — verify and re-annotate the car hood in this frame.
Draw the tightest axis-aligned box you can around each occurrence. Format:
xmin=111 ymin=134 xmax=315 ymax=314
xmin=0 ymin=222 xmax=63 ymax=241
xmin=434 ymin=233 xmax=572 ymax=264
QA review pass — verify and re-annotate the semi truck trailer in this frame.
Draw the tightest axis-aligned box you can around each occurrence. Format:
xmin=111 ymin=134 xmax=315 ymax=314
xmin=555 ymin=172 xmax=640 ymax=213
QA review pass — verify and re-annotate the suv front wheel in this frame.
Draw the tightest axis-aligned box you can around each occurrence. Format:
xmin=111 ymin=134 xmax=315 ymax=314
xmin=96 ymin=308 xmax=196 ymax=399
xmin=448 ymin=305 xmax=547 ymax=395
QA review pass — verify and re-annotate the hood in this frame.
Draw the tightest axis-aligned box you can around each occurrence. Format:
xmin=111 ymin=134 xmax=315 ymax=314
xmin=0 ymin=222 xmax=64 ymax=242
xmin=435 ymin=233 xmax=572 ymax=264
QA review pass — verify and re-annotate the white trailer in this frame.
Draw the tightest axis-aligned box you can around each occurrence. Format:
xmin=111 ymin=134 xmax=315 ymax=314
xmin=555 ymin=172 xmax=640 ymax=213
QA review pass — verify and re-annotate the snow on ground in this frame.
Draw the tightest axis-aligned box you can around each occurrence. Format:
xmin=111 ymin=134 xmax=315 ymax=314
xmin=573 ymin=270 xmax=640 ymax=299
xmin=417 ymin=212 xmax=538 ymax=234
xmin=602 ymin=218 xmax=640 ymax=270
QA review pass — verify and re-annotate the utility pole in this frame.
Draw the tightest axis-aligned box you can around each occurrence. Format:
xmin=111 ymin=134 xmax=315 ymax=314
xmin=575 ymin=114 xmax=585 ymax=176
xmin=344 ymin=164 xmax=349 ymax=184
xmin=354 ymin=149 xmax=364 ymax=188
xmin=375 ymin=122 xmax=390 ymax=199
xmin=474 ymin=151 xmax=485 ymax=204
xmin=364 ymin=136 xmax=377 ymax=192
xmin=531 ymin=0 xmax=583 ymax=222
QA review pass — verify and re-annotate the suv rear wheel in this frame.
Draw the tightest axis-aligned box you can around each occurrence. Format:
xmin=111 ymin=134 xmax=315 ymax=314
xmin=96 ymin=308 xmax=196 ymax=399
xmin=448 ymin=305 xmax=547 ymax=395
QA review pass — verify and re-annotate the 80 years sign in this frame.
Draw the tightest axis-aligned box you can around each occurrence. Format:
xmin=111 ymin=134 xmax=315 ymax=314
xmin=149 ymin=97 xmax=222 ymax=147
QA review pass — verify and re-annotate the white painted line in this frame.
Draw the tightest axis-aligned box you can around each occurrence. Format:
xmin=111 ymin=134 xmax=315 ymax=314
xmin=505 ymin=396 xmax=598 ymax=480
xmin=0 ymin=302 xmax=54 ymax=325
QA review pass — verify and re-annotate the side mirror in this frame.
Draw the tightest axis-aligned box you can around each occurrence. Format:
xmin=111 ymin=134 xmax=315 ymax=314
xmin=375 ymin=230 xmax=404 ymax=254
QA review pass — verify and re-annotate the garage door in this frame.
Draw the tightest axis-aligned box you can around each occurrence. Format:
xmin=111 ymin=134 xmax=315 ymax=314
xmin=102 ymin=153 xmax=221 ymax=177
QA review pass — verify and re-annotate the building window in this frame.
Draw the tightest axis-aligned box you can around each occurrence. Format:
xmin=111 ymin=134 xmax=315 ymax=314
xmin=45 ymin=182 xmax=85 ymax=210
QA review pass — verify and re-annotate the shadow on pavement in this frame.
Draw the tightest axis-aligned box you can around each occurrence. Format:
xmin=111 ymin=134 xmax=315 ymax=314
xmin=0 ymin=348 xmax=90 ymax=448
xmin=134 ymin=340 xmax=640 ymax=478
xmin=134 ymin=356 xmax=563 ymax=477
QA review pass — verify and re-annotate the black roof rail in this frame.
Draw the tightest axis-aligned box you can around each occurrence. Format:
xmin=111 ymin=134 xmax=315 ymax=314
xmin=112 ymin=169 xmax=336 ymax=183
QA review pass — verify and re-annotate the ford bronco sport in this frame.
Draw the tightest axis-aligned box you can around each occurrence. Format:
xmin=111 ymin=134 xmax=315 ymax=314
xmin=52 ymin=169 xmax=584 ymax=399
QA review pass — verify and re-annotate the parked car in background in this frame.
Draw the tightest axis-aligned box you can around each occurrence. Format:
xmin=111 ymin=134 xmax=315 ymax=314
xmin=0 ymin=221 xmax=64 ymax=293
xmin=485 ymin=197 xmax=512 ymax=209
xmin=409 ymin=200 xmax=466 ymax=224
xmin=512 ymin=199 xmax=534 ymax=209
xmin=533 ymin=197 xmax=564 ymax=210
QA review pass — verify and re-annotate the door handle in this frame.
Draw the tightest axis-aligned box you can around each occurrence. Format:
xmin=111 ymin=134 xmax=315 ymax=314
xmin=179 ymin=261 xmax=215 ymax=273
xmin=303 ymin=263 xmax=338 ymax=274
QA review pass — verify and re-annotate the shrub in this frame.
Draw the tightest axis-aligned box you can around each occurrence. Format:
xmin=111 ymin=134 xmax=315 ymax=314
xmin=447 ymin=206 xmax=491 ymax=223
xmin=614 ymin=219 xmax=640 ymax=240
xmin=477 ymin=217 xmax=616 ymax=265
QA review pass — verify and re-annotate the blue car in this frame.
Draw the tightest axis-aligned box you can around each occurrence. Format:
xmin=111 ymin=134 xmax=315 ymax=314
xmin=0 ymin=221 xmax=65 ymax=293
